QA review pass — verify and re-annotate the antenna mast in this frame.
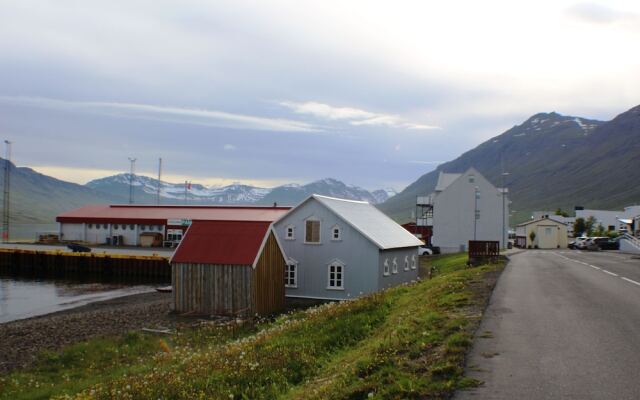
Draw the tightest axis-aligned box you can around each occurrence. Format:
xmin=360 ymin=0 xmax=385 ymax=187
xmin=128 ymin=157 xmax=137 ymax=204
xmin=156 ymin=157 xmax=162 ymax=205
xmin=2 ymin=140 xmax=11 ymax=243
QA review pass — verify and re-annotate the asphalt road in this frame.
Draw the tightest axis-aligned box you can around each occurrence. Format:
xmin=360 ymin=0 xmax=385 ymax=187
xmin=0 ymin=243 xmax=175 ymax=257
xmin=457 ymin=250 xmax=640 ymax=400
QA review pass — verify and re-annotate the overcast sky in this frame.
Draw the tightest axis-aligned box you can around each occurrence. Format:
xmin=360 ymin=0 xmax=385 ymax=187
xmin=0 ymin=0 xmax=638 ymax=191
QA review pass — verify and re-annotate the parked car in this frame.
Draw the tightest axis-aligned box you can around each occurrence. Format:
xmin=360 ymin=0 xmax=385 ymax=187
xmin=418 ymin=245 xmax=433 ymax=256
xmin=582 ymin=237 xmax=609 ymax=251
xmin=571 ymin=236 xmax=589 ymax=250
xmin=594 ymin=237 xmax=620 ymax=250
xmin=67 ymin=243 xmax=91 ymax=253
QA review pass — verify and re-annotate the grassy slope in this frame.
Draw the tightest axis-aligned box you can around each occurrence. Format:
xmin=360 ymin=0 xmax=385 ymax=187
xmin=0 ymin=254 xmax=503 ymax=400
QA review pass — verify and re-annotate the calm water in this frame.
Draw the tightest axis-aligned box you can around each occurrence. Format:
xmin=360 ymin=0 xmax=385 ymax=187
xmin=0 ymin=276 xmax=163 ymax=323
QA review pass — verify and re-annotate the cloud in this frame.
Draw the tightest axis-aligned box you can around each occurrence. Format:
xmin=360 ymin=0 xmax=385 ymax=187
xmin=223 ymin=144 xmax=236 ymax=151
xmin=0 ymin=96 xmax=319 ymax=133
xmin=279 ymin=101 xmax=440 ymax=130
xmin=566 ymin=2 xmax=640 ymax=25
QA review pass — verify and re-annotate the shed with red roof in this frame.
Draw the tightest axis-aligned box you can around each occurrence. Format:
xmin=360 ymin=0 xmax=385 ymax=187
xmin=171 ymin=220 xmax=287 ymax=316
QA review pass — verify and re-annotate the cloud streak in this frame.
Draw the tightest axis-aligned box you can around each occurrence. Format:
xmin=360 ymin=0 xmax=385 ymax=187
xmin=279 ymin=101 xmax=440 ymax=130
xmin=0 ymin=96 xmax=319 ymax=133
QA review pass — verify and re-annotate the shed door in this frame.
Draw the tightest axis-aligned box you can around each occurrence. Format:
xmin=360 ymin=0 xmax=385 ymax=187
xmin=537 ymin=225 xmax=558 ymax=249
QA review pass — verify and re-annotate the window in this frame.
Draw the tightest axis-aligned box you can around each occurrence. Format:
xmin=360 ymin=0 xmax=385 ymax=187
xmin=113 ymin=224 xmax=119 ymax=230
xmin=331 ymin=225 xmax=341 ymax=241
xmin=544 ymin=227 xmax=552 ymax=235
xmin=285 ymin=259 xmax=297 ymax=288
xmin=411 ymin=255 xmax=417 ymax=270
xmin=285 ymin=225 xmax=295 ymax=240
xmin=305 ymin=219 xmax=320 ymax=243
xmin=608 ymin=225 xmax=615 ymax=231
xmin=468 ymin=174 xmax=475 ymax=183
xmin=122 ymin=224 xmax=127 ymax=230
xmin=140 ymin=225 xmax=146 ymax=231
xmin=404 ymin=256 xmax=409 ymax=271
xmin=103 ymin=224 xmax=108 ymax=229
xmin=327 ymin=261 xmax=344 ymax=290
xmin=392 ymin=258 xmax=398 ymax=274
xmin=88 ymin=223 xmax=93 ymax=229
xmin=129 ymin=224 xmax=135 ymax=230
xmin=383 ymin=258 xmax=390 ymax=276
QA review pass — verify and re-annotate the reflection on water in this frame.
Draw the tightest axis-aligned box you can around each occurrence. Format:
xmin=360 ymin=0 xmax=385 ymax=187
xmin=0 ymin=272 xmax=169 ymax=323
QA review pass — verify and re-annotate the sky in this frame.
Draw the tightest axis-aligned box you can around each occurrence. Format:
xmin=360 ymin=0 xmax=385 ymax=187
xmin=0 ymin=0 xmax=639 ymax=191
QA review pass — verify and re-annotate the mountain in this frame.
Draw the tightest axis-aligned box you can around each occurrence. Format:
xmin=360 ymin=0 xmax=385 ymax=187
xmin=379 ymin=105 xmax=640 ymax=224
xmin=0 ymin=160 xmax=126 ymax=237
xmin=86 ymin=175 xmax=395 ymax=206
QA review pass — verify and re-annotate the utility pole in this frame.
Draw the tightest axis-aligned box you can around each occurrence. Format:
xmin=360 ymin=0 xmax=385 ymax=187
xmin=184 ymin=181 xmax=190 ymax=205
xmin=128 ymin=157 xmax=136 ymax=204
xmin=474 ymin=186 xmax=480 ymax=241
xmin=156 ymin=157 xmax=162 ymax=205
xmin=2 ymin=140 xmax=11 ymax=243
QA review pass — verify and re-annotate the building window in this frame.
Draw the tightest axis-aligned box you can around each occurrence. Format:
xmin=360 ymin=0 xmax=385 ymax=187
xmin=140 ymin=225 xmax=146 ymax=231
xmin=331 ymin=225 xmax=341 ymax=241
xmin=545 ymin=227 xmax=552 ymax=235
xmin=411 ymin=255 xmax=417 ymax=270
xmin=113 ymin=224 xmax=119 ymax=230
xmin=103 ymin=224 xmax=108 ymax=229
xmin=305 ymin=219 xmax=321 ymax=243
xmin=122 ymin=224 xmax=127 ymax=230
xmin=87 ymin=223 xmax=93 ymax=229
xmin=608 ymin=225 xmax=615 ymax=231
xmin=392 ymin=258 xmax=398 ymax=274
xmin=285 ymin=225 xmax=295 ymax=240
xmin=383 ymin=258 xmax=390 ymax=276
xmin=129 ymin=224 xmax=135 ymax=230
xmin=404 ymin=256 xmax=409 ymax=271
xmin=327 ymin=260 xmax=344 ymax=290
xmin=285 ymin=259 xmax=297 ymax=288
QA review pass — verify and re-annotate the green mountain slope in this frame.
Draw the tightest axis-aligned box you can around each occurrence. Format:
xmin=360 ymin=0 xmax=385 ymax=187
xmin=380 ymin=105 xmax=640 ymax=224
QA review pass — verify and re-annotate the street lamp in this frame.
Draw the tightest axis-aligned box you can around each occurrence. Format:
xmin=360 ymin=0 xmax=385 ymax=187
xmin=474 ymin=186 xmax=480 ymax=240
xmin=128 ymin=157 xmax=136 ymax=204
xmin=501 ymin=172 xmax=510 ymax=248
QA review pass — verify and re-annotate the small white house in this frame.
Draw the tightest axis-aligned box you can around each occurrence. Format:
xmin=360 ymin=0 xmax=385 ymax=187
xmin=431 ymin=168 xmax=509 ymax=253
xmin=273 ymin=195 xmax=423 ymax=300
xmin=515 ymin=217 xmax=568 ymax=249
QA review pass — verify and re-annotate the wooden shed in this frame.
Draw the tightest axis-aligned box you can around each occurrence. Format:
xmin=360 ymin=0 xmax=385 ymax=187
xmin=171 ymin=220 xmax=287 ymax=316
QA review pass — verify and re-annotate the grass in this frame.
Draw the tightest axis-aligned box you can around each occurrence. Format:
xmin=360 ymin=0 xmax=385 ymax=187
xmin=0 ymin=253 xmax=503 ymax=400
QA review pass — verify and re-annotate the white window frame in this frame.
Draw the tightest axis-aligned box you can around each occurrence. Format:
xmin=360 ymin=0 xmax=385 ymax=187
xmin=327 ymin=259 xmax=345 ymax=290
xmin=392 ymin=257 xmax=398 ymax=274
xmin=285 ymin=225 xmax=295 ymax=240
xmin=383 ymin=258 xmax=390 ymax=276
xmin=411 ymin=255 xmax=417 ymax=270
xmin=285 ymin=258 xmax=298 ymax=288
xmin=304 ymin=218 xmax=321 ymax=244
xmin=331 ymin=224 xmax=342 ymax=241
xmin=404 ymin=256 xmax=409 ymax=271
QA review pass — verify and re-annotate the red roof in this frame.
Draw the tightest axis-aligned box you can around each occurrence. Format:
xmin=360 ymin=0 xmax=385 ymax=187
xmin=171 ymin=220 xmax=273 ymax=265
xmin=56 ymin=204 xmax=290 ymax=224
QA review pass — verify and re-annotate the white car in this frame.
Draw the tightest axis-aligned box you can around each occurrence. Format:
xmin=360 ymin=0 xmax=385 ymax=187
xmin=573 ymin=236 xmax=589 ymax=249
xmin=418 ymin=246 xmax=433 ymax=256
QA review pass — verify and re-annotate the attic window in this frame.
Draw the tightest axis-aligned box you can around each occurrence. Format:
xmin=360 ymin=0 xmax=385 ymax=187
xmin=285 ymin=225 xmax=295 ymax=240
xmin=331 ymin=225 xmax=342 ymax=241
xmin=305 ymin=219 xmax=321 ymax=243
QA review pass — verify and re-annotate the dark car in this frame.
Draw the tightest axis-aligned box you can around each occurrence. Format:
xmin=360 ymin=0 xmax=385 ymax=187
xmin=67 ymin=243 xmax=91 ymax=253
xmin=595 ymin=237 xmax=619 ymax=250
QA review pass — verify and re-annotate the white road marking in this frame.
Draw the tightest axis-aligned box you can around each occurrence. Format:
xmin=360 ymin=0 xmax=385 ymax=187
xmin=588 ymin=265 xmax=601 ymax=270
xmin=621 ymin=277 xmax=640 ymax=286
xmin=602 ymin=269 xmax=619 ymax=277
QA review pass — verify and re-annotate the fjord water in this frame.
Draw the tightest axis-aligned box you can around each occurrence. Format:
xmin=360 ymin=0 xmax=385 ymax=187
xmin=0 ymin=275 xmax=160 ymax=323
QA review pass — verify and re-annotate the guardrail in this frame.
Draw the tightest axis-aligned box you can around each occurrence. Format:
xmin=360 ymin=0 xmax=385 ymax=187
xmin=620 ymin=233 xmax=640 ymax=250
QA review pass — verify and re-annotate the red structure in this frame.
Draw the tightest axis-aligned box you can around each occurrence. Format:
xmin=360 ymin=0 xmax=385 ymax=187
xmin=401 ymin=222 xmax=431 ymax=245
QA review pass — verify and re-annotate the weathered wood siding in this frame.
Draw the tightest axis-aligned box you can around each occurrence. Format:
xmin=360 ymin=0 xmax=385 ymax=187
xmin=172 ymin=263 xmax=253 ymax=315
xmin=252 ymin=231 xmax=286 ymax=315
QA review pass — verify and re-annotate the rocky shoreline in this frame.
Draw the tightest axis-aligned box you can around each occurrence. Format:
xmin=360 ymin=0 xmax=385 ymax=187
xmin=0 ymin=291 xmax=177 ymax=374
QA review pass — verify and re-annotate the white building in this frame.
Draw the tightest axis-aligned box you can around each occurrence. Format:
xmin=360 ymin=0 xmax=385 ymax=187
xmin=531 ymin=211 xmax=575 ymax=236
xmin=431 ymin=168 xmax=509 ymax=253
xmin=575 ymin=205 xmax=640 ymax=234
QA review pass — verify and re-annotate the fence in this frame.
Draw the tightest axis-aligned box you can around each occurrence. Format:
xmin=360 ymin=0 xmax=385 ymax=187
xmin=468 ymin=240 xmax=500 ymax=266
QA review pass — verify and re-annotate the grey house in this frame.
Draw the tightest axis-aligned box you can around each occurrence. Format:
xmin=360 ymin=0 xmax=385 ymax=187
xmin=273 ymin=195 xmax=423 ymax=300
xmin=431 ymin=168 xmax=509 ymax=253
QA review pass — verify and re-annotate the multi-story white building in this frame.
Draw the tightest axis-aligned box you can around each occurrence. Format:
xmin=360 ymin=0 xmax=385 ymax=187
xmin=575 ymin=205 xmax=640 ymax=234
xmin=431 ymin=168 xmax=509 ymax=253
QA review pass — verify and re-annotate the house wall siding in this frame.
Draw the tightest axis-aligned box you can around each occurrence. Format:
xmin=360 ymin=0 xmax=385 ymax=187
xmin=432 ymin=170 xmax=509 ymax=252
xmin=274 ymin=199 xmax=380 ymax=300
xmin=252 ymin=232 xmax=286 ymax=314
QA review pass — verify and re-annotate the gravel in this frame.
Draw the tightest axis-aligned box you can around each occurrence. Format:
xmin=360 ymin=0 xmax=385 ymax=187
xmin=0 ymin=291 xmax=177 ymax=374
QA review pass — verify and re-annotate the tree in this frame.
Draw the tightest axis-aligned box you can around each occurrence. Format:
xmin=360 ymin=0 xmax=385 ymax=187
xmin=529 ymin=230 xmax=536 ymax=248
xmin=585 ymin=216 xmax=597 ymax=236
xmin=574 ymin=218 xmax=586 ymax=237
xmin=593 ymin=224 xmax=606 ymax=237
xmin=555 ymin=208 xmax=569 ymax=217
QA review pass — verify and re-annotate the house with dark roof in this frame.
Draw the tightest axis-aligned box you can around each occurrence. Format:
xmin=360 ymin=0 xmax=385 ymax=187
xmin=171 ymin=220 xmax=287 ymax=316
xmin=273 ymin=195 xmax=423 ymax=300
